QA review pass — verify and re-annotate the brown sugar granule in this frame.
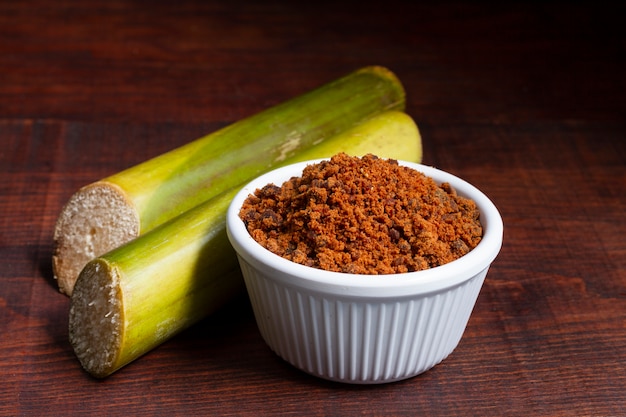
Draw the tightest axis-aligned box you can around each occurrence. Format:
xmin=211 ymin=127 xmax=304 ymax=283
xmin=239 ymin=153 xmax=483 ymax=274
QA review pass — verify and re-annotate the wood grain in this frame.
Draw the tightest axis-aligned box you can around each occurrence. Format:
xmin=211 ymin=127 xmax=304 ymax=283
xmin=1 ymin=1 xmax=624 ymax=415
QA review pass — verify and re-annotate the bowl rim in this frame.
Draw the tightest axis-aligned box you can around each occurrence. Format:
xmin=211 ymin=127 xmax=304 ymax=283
xmin=227 ymin=158 xmax=503 ymax=297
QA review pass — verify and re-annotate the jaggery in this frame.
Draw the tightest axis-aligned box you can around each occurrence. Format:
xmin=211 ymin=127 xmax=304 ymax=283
xmin=239 ymin=153 xmax=483 ymax=274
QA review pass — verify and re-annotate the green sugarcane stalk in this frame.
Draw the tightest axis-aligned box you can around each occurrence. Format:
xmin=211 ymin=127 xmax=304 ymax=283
xmin=68 ymin=110 xmax=422 ymax=378
xmin=53 ymin=66 xmax=406 ymax=296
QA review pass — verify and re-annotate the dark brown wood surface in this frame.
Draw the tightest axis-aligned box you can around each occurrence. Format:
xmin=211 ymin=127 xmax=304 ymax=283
xmin=2 ymin=1 xmax=624 ymax=415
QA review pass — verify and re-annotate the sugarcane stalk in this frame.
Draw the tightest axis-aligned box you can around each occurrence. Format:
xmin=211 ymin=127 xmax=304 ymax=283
xmin=68 ymin=110 xmax=422 ymax=378
xmin=53 ymin=66 xmax=406 ymax=296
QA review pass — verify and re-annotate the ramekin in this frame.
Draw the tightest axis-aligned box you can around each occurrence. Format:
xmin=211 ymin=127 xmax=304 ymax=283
xmin=226 ymin=159 xmax=503 ymax=384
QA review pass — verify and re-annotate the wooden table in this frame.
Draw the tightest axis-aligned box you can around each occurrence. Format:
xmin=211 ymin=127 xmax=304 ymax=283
xmin=2 ymin=1 xmax=624 ymax=415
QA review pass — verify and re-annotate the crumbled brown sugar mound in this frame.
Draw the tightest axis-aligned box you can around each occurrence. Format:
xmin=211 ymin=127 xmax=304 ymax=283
xmin=239 ymin=153 xmax=483 ymax=274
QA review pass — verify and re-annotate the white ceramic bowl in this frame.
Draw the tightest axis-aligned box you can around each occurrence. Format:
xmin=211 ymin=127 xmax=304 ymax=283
xmin=227 ymin=159 xmax=503 ymax=384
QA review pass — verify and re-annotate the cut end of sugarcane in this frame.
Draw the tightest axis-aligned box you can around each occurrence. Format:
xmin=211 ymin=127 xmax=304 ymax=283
xmin=53 ymin=181 xmax=140 ymax=296
xmin=69 ymin=259 xmax=124 ymax=378
xmin=356 ymin=66 xmax=406 ymax=107
xmin=357 ymin=65 xmax=404 ymax=90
